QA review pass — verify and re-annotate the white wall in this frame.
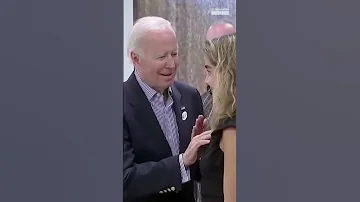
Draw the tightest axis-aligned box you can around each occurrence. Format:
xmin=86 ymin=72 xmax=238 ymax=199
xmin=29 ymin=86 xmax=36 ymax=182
xmin=123 ymin=0 xmax=134 ymax=81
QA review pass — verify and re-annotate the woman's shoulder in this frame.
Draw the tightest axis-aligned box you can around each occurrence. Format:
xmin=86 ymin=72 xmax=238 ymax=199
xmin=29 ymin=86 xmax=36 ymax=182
xmin=217 ymin=116 xmax=236 ymax=130
xmin=211 ymin=116 xmax=236 ymax=137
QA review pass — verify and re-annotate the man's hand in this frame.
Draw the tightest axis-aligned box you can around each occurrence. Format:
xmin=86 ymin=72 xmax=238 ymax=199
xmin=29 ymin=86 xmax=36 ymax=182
xmin=183 ymin=130 xmax=212 ymax=167
xmin=192 ymin=115 xmax=208 ymax=138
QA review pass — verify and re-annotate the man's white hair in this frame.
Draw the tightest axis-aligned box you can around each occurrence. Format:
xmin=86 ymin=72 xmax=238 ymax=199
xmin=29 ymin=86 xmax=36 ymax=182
xmin=127 ymin=16 xmax=175 ymax=61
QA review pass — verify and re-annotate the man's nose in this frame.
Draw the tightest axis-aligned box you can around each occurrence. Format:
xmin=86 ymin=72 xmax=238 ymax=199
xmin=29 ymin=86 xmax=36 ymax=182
xmin=166 ymin=56 xmax=176 ymax=68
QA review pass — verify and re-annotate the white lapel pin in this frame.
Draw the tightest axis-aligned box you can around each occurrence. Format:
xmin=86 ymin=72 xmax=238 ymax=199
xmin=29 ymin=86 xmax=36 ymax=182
xmin=180 ymin=106 xmax=186 ymax=110
xmin=182 ymin=111 xmax=188 ymax=121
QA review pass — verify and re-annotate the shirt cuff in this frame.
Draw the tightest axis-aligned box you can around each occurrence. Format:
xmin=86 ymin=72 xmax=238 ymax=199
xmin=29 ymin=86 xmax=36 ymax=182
xmin=179 ymin=153 xmax=191 ymax=183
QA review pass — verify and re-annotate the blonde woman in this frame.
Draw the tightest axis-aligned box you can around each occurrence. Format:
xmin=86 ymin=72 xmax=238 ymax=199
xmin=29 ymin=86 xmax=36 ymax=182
xmin=196 ymin=33 xmax=236 ymax=202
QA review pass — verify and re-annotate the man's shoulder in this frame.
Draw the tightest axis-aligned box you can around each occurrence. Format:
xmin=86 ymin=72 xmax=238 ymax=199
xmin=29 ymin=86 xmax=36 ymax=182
xmin=123 ymin=80 xmax=131 ymax=98
xmin=123 ymin=75 xmax=138 ymax=96
xmin=123 ymin=78 xmax=131 ymax=89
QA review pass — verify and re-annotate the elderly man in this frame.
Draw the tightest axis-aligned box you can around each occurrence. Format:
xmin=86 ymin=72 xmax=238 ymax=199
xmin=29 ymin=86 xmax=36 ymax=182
xmin=123 ymin=16 xmax=211 ymax=202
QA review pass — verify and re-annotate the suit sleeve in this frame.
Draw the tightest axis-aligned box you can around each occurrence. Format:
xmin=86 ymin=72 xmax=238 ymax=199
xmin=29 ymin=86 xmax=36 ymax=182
xmin=123 ymin=117 xmax=183 ymax=200
xmin=190 ymin=89 xmax=205 ymax=182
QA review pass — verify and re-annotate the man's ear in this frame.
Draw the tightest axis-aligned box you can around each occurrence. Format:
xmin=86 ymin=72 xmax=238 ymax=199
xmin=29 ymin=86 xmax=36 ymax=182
xmin=130 ymin=51 xmax=140 ymax=66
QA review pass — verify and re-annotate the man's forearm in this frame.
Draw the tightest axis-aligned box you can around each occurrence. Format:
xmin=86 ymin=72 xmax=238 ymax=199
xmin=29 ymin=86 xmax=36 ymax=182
xmin=124 ymin=155 xmax=183 ymax=200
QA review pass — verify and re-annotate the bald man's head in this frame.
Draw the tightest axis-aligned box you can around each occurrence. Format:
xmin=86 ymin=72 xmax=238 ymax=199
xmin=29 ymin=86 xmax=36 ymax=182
xmin=206 ymin=21 xmax=236 ymax=40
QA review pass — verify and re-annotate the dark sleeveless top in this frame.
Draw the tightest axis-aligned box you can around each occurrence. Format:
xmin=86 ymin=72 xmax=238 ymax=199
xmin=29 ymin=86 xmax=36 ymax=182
xmin=199 ymin=117 xmax=236 ymax=202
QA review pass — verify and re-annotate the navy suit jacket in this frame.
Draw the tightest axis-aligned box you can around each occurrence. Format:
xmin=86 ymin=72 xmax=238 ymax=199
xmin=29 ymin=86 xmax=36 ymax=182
xmin=123 ymin=72 xmax=204 ymax=202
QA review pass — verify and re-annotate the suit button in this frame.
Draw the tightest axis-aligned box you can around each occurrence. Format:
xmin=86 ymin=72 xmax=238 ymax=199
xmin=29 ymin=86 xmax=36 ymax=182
xmin=171 ymin=186 xmax=175 ymax=191
xmin=159 ymin=191 xmax=163 ymax=194
xmin=164 ymin=190 xmax=167 ymax=193
xmin=167 ymin=188 xmax=171 ymax=192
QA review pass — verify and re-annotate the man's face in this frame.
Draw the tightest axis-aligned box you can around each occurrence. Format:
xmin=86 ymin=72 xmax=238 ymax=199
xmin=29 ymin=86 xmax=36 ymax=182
xmin=131 ymin=28 xmax=179 ymax=92
xmin=204 ymin=56 xmax=216 ymax=90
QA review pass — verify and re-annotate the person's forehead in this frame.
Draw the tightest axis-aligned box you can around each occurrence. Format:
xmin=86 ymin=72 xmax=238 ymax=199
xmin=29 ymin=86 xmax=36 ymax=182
xmin=142 ymin=30 xmax=177 ymax=51
xmin=142 ymin=28 xmax=174 ymax=42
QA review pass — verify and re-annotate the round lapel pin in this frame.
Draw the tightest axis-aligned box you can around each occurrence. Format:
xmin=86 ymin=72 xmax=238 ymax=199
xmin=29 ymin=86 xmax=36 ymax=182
xmin=181 ymin=111 xmax=188 ymax=121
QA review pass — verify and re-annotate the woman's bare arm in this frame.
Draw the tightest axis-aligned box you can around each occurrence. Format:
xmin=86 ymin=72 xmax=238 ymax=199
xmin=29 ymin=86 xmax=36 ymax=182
xmin=220 ymin=127 xmax=236 ymax=202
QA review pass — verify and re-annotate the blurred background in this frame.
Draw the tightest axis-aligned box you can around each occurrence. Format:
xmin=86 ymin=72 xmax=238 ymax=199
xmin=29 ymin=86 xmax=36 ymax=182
xmin=124 ymin=0 xmax=236 ymax=93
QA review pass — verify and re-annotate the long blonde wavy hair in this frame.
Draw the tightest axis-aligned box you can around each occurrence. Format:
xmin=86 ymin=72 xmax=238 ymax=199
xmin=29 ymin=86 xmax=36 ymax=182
xmin=204 ymin=33 xmax=236 ymax=129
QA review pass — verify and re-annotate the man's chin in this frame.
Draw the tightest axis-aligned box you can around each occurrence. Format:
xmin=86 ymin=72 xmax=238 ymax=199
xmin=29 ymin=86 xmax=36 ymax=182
xmin=165 ymin=79 xmax=175 ymax=87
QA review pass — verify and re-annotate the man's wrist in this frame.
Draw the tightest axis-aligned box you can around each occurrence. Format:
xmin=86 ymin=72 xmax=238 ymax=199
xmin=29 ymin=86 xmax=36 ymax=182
xmin=182 ymin=153 xmax=190 ymax=167
xmin=179 ymin=154 xmax=191 ymax=183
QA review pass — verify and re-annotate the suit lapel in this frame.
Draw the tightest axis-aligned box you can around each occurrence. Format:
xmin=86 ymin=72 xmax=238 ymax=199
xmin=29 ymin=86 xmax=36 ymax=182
xmin=171 ymin=84 xmax=189 ymax=153
xmin=126 ymin=73 xmax=172 ymax=155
